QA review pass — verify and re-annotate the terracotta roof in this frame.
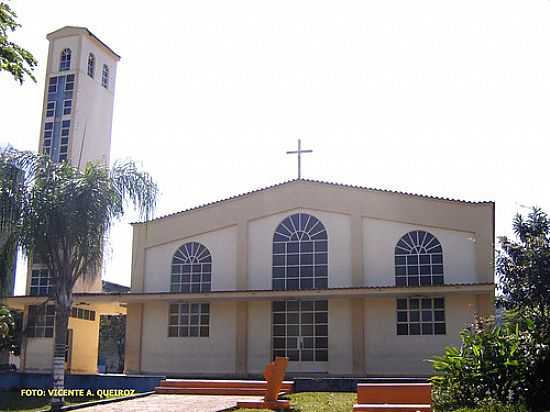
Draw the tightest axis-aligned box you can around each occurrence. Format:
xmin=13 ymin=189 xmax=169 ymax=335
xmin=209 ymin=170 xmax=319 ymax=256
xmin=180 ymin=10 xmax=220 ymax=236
xmin=133 ymin=178 xmax=494 ymax=225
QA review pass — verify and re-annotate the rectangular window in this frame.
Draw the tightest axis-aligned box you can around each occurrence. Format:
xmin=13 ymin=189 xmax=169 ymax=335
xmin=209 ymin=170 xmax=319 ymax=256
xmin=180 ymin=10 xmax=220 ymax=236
xmin=101 ymin=65 xmax=109 ymax=89
xmin=46 ymin=101 xmax=56 ymax=117
xmin=43 ymin=122 xmax=53 ymax=155
xmin=59 ymin=120 xmax=70 ymax=161
xmin=70 ymin=307 xmax=96 ymax=321
xmin=168 ymin=303 xmax=209 ymax=338
xmin=63 ymin=99 xmax=72 ymax=115
xmin=30 ymin=269 xmax=54 ymax=296
xmin=396 ymin=297 xmax=446 ymax=336
xmin=65 ymin=74 xmax=75 ymax=92
xmin=48 ymin=77 xmax=58 ymax=93
xmin=27 ymin=305 xmax=55 ymax=338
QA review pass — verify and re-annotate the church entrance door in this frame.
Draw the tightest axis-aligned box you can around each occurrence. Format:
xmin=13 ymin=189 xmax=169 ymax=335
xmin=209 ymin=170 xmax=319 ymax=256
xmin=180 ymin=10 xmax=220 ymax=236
xmin=272 ymin=299 xmax=328 ymax=373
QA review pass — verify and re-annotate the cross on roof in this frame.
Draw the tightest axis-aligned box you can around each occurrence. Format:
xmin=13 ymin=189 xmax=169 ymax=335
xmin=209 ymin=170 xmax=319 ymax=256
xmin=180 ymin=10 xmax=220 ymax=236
xmin=286 ymin=139 xmax=312 ymax=179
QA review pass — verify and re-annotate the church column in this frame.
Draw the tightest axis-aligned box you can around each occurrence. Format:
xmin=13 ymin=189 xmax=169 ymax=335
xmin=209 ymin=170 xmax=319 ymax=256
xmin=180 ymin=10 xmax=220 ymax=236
xmin=235 ymin=219 xmax=249 ymax=376
xmin=124 ymin=303 xmax=143 ymax=374
xmin=351 ymin=212 xmax=366 ymax=375
xmin=235 ymin=302 xmax=248 ymax=376
xmin=236 ymin=219 xmax=248 ymax=290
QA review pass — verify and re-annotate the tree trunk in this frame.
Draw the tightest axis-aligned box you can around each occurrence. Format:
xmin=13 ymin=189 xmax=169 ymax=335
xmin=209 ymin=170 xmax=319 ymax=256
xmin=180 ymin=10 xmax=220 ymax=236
xmin=50 ymin=302 xmax=70 ymax=411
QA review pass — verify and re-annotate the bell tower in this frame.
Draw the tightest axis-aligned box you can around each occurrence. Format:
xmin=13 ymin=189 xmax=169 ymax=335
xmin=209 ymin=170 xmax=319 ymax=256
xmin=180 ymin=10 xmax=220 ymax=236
xmin=38 ymin=26 xmax=120 ymax=168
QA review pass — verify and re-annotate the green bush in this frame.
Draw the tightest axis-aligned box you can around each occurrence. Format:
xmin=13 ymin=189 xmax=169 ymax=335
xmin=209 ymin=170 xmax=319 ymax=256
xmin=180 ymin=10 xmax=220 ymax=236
xmin=430 ymin=318 xmax=530 ymax=410
xmin=430 ymin=315 xmax=550 ymax=411
xmin=453 ymin=406 xmax=529 ymax=412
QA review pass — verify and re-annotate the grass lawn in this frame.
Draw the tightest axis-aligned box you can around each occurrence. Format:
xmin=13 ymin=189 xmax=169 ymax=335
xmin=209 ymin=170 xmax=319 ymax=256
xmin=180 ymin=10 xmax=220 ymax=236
xmin=236 ymin=392 xmax=357 ymax=412
xmin=0 ymin=391 xmax=123 ymax=412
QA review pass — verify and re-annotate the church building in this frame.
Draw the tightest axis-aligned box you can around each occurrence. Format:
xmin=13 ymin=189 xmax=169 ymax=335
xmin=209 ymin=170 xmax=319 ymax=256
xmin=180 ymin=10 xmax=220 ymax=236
xmin=123 ymin=178 xmax=494 ymax=377
xmin=7 ymin=26 xmax=495 ymax=378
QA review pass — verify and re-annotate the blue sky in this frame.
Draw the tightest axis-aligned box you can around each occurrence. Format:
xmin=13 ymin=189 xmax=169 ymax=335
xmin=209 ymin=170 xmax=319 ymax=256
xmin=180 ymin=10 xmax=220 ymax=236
xmin=2 ymin=0 xmax=550 ymax=292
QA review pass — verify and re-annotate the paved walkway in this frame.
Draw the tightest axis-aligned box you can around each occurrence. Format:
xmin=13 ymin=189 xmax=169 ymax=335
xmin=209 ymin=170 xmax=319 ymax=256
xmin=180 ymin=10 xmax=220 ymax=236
xmin=79 ymin=394 xmax=262 ymax=412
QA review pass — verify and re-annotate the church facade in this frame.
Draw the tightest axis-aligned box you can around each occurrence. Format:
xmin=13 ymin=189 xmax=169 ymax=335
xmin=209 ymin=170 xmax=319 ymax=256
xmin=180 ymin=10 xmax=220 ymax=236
xmin=124 ymin=179 xmax=494 ymax=377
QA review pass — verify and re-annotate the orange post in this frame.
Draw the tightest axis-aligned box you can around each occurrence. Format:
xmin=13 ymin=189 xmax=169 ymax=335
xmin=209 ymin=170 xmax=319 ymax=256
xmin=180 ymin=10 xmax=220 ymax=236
xmin=236 ymin=356 xmax=291 ymax=410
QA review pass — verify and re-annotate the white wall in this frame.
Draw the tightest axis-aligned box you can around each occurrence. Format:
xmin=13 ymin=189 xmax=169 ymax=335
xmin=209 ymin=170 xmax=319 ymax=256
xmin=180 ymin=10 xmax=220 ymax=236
xmin=140 ymin=301 xmax=237 ymax=375
xmin=365 ymin=294 xmax=478 ymax=376
xmin=47 ymin=35 xmax=80 ymax=73
xmin=248 ymin=208 xmax=352 ymax=290
xmin=24 ymin=338 xmax=53 ymax=371
xmin=144 ymin=225 xmax=238 ymax=292
xmin=71 ymin=36 xmax=118 ymax=167
xmin=364 ymin=218 xmax=478 ymax=286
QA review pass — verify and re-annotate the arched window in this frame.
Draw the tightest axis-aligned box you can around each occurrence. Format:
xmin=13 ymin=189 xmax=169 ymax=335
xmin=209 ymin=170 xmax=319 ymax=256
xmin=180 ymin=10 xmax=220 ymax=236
xmin=395 ymin=230 xmax=443 ymax=287
xmin=272 ymin=213 xmax=328 ymax=290
xmin=87 ymin=53 xmax=95 ymax=78
xmin=171 ymin=242 xmax=212 ymax=292
xmin=59 ymin=48 xmax=71 ymax=71
xmin=101 ymin=64 xmax=109 ymax=88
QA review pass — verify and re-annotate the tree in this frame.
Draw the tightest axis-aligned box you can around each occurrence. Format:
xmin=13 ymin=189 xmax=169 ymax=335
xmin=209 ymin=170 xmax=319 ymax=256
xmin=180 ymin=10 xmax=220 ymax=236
xmin=0 ymin=149 xmax=158 ymax=410
xmin=496 ymin=207 xmax=550 ymax=410
xmin=0 ymin=1 xmax=37 ymax=84
xmin=497 ymin=207 xmax=550 ymax=334
xmin=429 ymin=208 xmax=550 ymax=411
xmin=0 ymin=304 xmax=21 ymax=357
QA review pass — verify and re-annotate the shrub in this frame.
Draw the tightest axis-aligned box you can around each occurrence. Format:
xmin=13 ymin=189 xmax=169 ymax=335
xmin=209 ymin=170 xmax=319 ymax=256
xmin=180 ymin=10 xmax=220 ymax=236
xmin=430 ymin=318 xmax=530 ymax=411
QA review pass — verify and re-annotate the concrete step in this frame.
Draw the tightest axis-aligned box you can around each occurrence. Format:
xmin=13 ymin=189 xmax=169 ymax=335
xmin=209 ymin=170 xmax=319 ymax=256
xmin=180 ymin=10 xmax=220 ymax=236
xmin=357 ymin=383 xmax=431 ymax=405
xmin=353 ymin=404 xmax=431 ymax=412
xmin=158 ymin=379 xmax=293 ymax=391
xmin=155 ymin=386 xmax=274 ymax=396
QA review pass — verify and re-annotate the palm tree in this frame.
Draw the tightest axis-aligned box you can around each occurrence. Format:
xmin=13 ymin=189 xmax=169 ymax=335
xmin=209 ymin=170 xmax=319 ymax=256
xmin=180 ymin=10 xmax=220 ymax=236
xmin=0 ymin=148 xmax=158 ymax=410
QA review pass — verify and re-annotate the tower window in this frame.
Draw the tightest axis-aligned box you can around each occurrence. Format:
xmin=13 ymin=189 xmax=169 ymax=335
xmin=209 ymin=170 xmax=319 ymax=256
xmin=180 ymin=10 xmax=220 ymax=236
xmin=63 ymin=99 xmax=72 ymax=115
xmin=87 ymin=53 xmax=96 ymax=78
xmin=48 ymin=77 xmax=58 ymax=93
xmin=59 ymin=120 xmax=70 ymax=162
xmin=59 ymin=48 xmax=72 ymax=72
xmin=65 ymin=74 xmax=75 ymax=92
xmin=101 ymin=65 xmax=109 ymax=89
xmin=46 ymin=101 xmax=56 ymax=118
xmin=30 ymin=269 xmax=54 ymax=296
xmin=43 ymin=122 xmax=53 ymax=155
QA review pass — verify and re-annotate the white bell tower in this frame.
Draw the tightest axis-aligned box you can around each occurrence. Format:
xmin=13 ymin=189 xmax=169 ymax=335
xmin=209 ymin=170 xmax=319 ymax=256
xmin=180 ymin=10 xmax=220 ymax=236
xmin=38 ymin=26 xmax=120 ymax=168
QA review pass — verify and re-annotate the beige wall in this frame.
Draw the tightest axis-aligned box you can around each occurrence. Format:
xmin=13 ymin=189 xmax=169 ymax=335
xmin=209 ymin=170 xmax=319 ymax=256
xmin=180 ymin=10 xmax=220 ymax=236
xmin=248 ymin=209 xmax=352 ymax=290
xmin=144 ymin=225 xmax=238 ymax=293
xmin=132 ymin=180 xmax=494 ymax=293
xmin=328 ymin=299 xmax=353 ymax=374
xmin=365 ymin=294 xmax=478 ymax=376
xmin=127 ymin=180 xmax=494 ymax=376
xmin=364 ymin=218 xmax=478 ymax=286
xmin=140 ymin=301 xmax=237 ymax=375
xmin=247 ymin=301 xmax=271 ymax=375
